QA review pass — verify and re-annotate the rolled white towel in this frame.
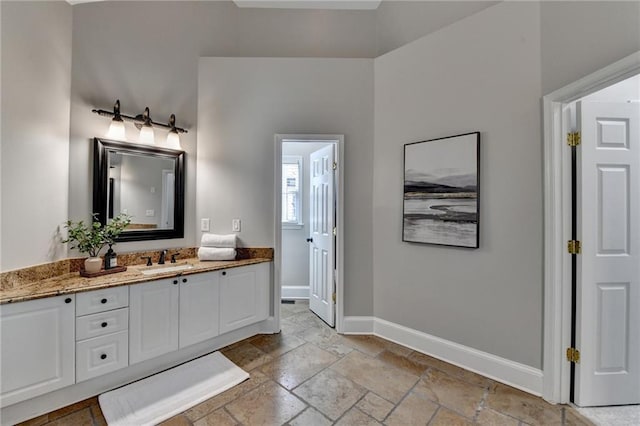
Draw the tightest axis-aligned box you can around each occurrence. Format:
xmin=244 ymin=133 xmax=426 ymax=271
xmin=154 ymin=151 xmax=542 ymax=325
xmin=201 ymin=233 xmax=237 ymax=248
xmin=198 ymin=247 xmax=236 ymax=261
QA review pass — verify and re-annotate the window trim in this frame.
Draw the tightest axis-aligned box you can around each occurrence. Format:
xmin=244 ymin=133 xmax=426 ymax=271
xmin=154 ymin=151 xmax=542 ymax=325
xmin=282 ymin=155 xmax=304 ymax=228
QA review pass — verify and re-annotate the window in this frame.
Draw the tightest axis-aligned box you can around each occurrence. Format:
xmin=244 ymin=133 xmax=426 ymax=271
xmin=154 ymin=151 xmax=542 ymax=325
xmin=282 ymin=156 xmax=303 ymax=227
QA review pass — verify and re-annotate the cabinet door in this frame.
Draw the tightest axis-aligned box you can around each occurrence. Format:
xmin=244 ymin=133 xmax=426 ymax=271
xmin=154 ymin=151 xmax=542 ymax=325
xmin=219 ymin=263 xmax=270 ymax=334
xmin=129 ymin=279 xmax=179 ymax=364
xmin=0 ymin=295 xmax=75 ymax=407
xmin=179 ymin=272 xmax=220 ymax=348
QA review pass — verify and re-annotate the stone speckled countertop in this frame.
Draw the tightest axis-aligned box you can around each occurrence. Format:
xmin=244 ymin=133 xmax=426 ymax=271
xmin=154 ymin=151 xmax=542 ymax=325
xmin=0 ymin=257 xmax=271 ymax=304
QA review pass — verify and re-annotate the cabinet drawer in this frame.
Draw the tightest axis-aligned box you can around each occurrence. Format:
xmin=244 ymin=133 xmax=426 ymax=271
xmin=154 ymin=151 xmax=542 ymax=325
xmin=76 ymin=331 xmax=128 ymax=382
xmin=76 ymin=287 xmax=128 ymax=316
xmin=76 ymin=308 xmax=128 ymax=341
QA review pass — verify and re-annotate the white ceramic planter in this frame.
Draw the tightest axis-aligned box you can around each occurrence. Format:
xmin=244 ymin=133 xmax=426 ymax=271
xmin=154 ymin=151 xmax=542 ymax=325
xmin=84 ymin=257 xmax=102 ymax=274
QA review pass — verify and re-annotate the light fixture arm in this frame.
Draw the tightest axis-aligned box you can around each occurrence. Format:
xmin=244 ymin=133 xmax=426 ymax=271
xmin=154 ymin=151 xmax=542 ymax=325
xmin=92 ymin=100 xmax=188 ymax=134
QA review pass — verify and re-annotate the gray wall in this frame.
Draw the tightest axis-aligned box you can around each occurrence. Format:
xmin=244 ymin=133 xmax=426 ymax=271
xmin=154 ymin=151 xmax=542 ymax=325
xmin=1 ymin=1 xmax=73 ymax=271
xmin=197 ymin=58 xmax=374 ymax=316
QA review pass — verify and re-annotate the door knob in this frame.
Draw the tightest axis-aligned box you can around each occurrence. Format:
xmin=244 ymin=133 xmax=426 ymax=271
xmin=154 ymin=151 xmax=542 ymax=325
xmin=306 ymin=238 xmax=313 ymax=243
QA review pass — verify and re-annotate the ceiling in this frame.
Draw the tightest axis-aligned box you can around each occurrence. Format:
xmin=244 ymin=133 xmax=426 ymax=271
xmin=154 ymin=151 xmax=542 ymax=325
xmin=66 ymin=0 xmax=382 ymax=9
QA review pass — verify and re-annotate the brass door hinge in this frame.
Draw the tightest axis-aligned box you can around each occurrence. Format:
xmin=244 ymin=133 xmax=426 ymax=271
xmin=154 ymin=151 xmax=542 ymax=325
xmin=567 ymin=132 xmax=581 ymax=147
xmin=333 ymin=227 xmax=337 ymax=236
xmin=332 ymin=292 xmax=336 ymax=303
xmin=332 ymin=162 xmax=337 ymax=170
xmin=568 ymin=240 xmax=581 ymax=255
xmin=566 ymin=347 xmax=580 ymax=363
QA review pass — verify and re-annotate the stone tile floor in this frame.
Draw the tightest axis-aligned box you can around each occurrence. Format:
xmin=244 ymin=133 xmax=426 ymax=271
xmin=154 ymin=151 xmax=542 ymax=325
xmin=19 ymin=301 xmax=593 ymax=426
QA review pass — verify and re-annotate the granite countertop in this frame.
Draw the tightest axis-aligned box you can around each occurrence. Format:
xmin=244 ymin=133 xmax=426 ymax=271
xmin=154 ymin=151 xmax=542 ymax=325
xmin=1 ymin=257 xmax=272 ymax=304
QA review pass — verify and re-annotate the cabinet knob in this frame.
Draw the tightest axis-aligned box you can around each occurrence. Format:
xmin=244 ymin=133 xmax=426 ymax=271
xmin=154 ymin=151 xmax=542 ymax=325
xmin=101 ymin=322 xmax=108 ymax=328
xmin=101 ymin=298 xmax=107 ymax=304
xmin=65 ymin=298 xmax=72 ymax=304
xmin=173 ymin=280 xmax=179 ymax=285
xmin=182 ymin=278 xmax=187 ymax=283
xmin=222 ymin=271 xmax=226 ymax=276
xmin=100 ymin=354 xmax=107 ymax=360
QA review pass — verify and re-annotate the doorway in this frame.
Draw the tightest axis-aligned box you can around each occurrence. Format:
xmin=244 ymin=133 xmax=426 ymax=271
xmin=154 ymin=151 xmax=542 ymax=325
xmin=275 ymin=135 xmax=345 ymax=332
xmin=542 ymin=52 xmax=640 ymax=409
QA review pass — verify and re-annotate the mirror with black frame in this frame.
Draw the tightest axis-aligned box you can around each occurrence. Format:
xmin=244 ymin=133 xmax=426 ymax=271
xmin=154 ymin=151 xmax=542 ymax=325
xmin=93 ymin=138 xmax=185 ymax=242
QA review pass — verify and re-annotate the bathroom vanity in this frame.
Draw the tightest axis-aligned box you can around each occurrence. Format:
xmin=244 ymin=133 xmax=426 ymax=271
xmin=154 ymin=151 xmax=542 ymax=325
xmin=0 ymin=258 xmax=274 ymax=425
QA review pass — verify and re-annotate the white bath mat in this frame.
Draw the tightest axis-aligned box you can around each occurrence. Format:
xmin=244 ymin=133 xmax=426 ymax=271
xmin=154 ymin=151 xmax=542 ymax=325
xmin=98 ymin=352 xmax=249 ymax=426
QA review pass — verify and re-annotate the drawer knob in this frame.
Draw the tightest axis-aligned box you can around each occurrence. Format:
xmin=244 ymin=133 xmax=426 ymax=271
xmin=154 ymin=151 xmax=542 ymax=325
xmin=100 ymin=354 xmax=107 ymax=360
xmin=182 ymin=278 xmax=187 ymax=283
xmin=222 ymin=271 xmax=226 ymax=276
xmin=173 ymin=280 xmax=178 ymax=285
xmin=101 ymin=298 xmax=107 ymax=304
xmin=101 ymin=322 xmax=108 ymax=328
xmin=65 ymin=298 xmax=72 ymax=304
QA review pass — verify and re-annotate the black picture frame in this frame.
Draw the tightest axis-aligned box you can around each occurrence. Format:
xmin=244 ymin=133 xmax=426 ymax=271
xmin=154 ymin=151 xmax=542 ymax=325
xmin=93 ymin=137 xmax=185 ymax=242
xmin=402 ymin=132 xmax=480 ymax=248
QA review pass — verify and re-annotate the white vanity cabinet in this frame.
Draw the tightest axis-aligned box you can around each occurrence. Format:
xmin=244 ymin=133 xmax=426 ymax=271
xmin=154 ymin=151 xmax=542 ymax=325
xmin=129 ymin=271 xmax=221 ymax=363
xmin=219 ymin=263 xmax=269 ymax=334
xmin=0 ymin=295 xmax=76 ymax=407
xmin=129 ymin=278 xmax=180 ymax=364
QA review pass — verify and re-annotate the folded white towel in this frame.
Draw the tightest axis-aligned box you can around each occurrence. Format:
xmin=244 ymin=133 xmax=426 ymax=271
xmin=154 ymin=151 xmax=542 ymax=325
xmin=198 ymin=247 xmax=236 ymax=261
xmin=201 ymin=233 xmax=237 ymax=248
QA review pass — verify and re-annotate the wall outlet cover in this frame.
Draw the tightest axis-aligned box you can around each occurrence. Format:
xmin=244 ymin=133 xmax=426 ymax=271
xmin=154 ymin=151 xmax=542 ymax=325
xmin=201 ymin=218 xmax=210 ymax=232
xmin=232 ymin=219 xmax=241 ymax=232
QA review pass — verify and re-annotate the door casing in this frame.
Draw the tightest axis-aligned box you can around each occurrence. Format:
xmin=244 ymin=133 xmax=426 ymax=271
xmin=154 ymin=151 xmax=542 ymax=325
xmin=275 ymin=134 xmax=345 ymax=333
xmin=542 ymin=50 xmax=640 ymax=404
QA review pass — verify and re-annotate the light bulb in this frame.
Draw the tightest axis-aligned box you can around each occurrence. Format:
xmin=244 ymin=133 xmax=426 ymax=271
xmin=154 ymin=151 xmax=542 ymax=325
xmin=166 ymin=131 xmax=182 ymax=150
xmin=139 ymin=125 xmax=155 ymax=144
xmin=106 ymin=119 xmax=125 ymax=140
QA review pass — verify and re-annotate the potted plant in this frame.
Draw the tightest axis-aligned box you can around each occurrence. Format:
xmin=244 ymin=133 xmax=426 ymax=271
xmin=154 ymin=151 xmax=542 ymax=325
xmin=63 ymin=213 xmax=131 ymax=273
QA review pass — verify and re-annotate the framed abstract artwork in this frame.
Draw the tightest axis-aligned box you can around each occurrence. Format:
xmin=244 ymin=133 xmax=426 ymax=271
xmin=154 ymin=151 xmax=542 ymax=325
xmin=403 ymin=132 xmax=480 ymax=248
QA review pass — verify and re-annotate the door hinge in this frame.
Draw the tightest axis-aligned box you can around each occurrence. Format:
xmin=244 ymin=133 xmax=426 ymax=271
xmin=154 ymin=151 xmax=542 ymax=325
xmin=332 ymin=227 xmax=337 ymax=236
xmin=566 ymin=347 xmax=580 ymax=363
xmin=332 ymin=161 xmax=337 ymax=170
xmin=332 ymin=292 xmax=336 ymax=303
xmin=567 ymin=240 xmax=581 ymax=255
xmin=567 ymin=131 xmax=581 ymax=147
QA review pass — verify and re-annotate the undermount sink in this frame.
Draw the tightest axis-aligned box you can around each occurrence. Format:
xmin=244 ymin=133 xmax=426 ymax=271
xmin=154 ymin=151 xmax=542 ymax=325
xmin=139 ymin=263 xmax=195 ymax=276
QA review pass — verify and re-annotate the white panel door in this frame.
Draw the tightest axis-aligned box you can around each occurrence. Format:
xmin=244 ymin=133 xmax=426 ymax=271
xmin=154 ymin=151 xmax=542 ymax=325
xmin=576 ymin=101 xmax=640 ymax=406
xmin=129 ymin=279 xmax=179 ymax=364
xmin=179 ymin=272 xmax=220 ymax=348
xmin=0 ymin=295 xmax=75 ymax=407
xmin=309 ymin=144 xmax=335 ymax=327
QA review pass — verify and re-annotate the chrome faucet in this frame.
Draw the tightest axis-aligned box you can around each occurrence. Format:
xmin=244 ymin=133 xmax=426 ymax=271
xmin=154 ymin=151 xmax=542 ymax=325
xmin=158 ymin=249 xmax=167 ymax=265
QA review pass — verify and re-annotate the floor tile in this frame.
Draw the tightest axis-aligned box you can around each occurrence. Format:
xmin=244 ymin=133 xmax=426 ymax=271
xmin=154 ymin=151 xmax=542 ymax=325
xmin=15 ymin=414 xmax=49 ymax=426
xmin=260 ymin=343 xmax=338 ymax=390
xmin=485 ymin=383 xmax=563 ymax=425
xmin=221 ymin=342 xmax=273 ymax=371
xmin=293 ymin=369 xmax=367 ymax=420
xmin=356 ymin=392 xmax=395 ymax=422
xmin=335 ymin=407 xmax=381 ymax=425
xmin=225 ymin=381 xmax=307 ymax=425
xmin=330 ymin=350 xmax=419 ymax=403
xmin=297 ymin=326 xmax=354 ymax=357
xmin=408 ymin=351 xmax=492 ymax=388
xmin=280 ymin=317 xmax=312 ymax=335
xmin=377 ymin=350 xmax=430 ymax=376
xmin=414 ymin=368 xmax=485 ymax=418
xmin=429 ymin=407 xmax=474 ymax=425
xmin=157 ymin=414 xmax=191 ymax=426
xmin=248 ymin=332 xmax=306 ymax=357
xmin=90 ymin=404 xmax=107 ymax=426
xmin=341 ymin=335 xmax=388 ymax=357
xmin=384 ymin=391 xmax=439 ymax=426
xmin=193 ymin=408 xmax=238 ymax=426
xmin=184 ymin=370 xmax=269 ymax=421
xmin=46 ymin=408 xmax=94 ymax=426
xmin=476 ymin=407 xmax=519 ymax=425
xmin=47 ymin=397 xmax=97 ymax=421
xmin=289 ymin=407 xmax=333 ymax=426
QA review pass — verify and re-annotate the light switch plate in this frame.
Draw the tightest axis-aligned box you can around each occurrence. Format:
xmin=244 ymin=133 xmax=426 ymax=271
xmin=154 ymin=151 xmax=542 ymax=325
xmin=201 ymin=218 xmax=210 ymax=232
xmin=232 ymin=219 xmax=241 ymax=232
xmin=146 ymin=209 xmax=155 ymax=217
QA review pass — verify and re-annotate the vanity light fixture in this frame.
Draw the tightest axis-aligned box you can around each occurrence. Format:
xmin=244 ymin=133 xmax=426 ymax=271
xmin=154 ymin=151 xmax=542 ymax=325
xmin=92 ymin=99 xmax=188 ymax=147
xmin=166 ymin=114 xmax=182 ymax=150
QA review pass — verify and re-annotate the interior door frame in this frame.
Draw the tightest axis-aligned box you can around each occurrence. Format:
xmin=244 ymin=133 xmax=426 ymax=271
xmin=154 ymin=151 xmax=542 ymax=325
xmin=542 ymin=51 xmax=640 ymax=404
xmin=275 ymin=134 xmax=345 ymax=333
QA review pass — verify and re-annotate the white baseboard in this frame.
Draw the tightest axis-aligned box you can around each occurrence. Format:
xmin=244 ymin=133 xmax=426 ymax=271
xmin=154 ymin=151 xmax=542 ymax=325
xmin=281 ymin=286 xmax=309 ymax=299
xmin=343 ymin=316 xmax=374 ymax=334
xmin=342 ymin=316 xmax=543 ymax=396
